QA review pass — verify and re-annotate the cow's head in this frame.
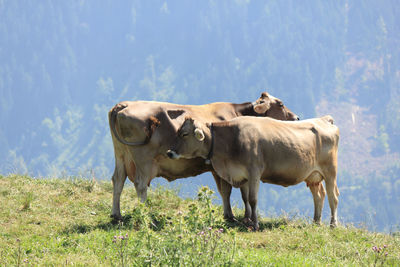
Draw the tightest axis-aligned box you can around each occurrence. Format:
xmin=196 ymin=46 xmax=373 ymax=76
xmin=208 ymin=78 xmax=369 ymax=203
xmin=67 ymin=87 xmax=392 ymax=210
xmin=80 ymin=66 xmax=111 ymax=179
xmin=166 ymin=117 xmax=208 ymax=160
xmin=253 ymin=92 xmax=299 ymax=121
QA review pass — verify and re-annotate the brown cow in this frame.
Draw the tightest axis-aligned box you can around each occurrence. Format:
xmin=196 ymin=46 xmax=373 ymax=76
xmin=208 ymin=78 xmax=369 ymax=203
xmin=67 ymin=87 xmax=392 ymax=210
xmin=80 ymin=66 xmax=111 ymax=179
xmin=167 ymin=116 xmax=339 ymax=230
xmin=109 ymin=92 xmax=299 ymax=220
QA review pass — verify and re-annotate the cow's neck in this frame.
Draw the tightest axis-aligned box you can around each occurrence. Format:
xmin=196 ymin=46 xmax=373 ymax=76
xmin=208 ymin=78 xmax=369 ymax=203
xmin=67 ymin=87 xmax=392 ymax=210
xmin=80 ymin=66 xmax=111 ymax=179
xmin=233 ymin=102 xmax=256 ymax=116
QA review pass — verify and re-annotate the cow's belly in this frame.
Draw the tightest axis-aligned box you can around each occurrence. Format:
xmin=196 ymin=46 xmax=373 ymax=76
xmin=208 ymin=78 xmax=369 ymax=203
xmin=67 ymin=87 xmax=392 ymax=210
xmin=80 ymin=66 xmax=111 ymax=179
xmin=261 ymin=166 xmax=317 ymax=187
xmin=260 ymin=150 xmax=318 ymax=186
xmin=216 ymin=162 xmax=248 ymax=188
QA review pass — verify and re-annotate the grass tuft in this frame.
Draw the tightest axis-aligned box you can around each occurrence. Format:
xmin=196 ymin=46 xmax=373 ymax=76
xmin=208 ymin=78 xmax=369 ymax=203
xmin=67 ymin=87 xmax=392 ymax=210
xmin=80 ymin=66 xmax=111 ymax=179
xmin=19 ymin=192 xmax=34 ymax=211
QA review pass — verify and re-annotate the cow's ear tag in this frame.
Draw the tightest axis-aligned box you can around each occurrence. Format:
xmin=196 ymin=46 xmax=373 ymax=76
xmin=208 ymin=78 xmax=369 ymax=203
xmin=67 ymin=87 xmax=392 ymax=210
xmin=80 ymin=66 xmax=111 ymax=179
xmin=194 ymin=128 xmax=205 ymax=141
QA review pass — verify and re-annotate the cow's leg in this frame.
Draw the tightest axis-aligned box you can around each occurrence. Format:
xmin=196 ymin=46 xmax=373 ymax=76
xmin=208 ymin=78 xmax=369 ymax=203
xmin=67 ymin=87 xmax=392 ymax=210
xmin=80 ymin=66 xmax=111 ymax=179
xmin=325 ymin=172 xmax=339 ymax=227
xmin=240 ymin=185 xmax=252 ymax=225
xmin=111 ymin=160 xmax=127 ymax=220
xmin=133 ymin=163 xmax=156 ymax=202
xmin=134 ymin=176 xmax=148 ymax=202
xmin=248 ymin=178 xmax=260 ymax=231
xmin=212 ymin=172 xmax=234 ymax=221
xmin=308 ymin=182 xmax=326 ymax=225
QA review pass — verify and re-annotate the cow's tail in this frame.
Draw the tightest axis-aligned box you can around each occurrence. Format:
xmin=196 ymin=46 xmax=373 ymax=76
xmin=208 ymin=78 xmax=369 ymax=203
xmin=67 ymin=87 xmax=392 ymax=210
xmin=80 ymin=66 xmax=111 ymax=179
xmin=109 ymin=103 xmax=160 ymax=146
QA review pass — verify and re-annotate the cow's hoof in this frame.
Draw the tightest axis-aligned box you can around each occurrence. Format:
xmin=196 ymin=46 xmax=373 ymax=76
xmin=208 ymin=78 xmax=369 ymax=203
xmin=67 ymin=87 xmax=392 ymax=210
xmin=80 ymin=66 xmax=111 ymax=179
xmin=110 ymin=214 xmax=123 ymax=223
xmin=313 ymin=220 xmax=322 ymax=226
xmin=224 ymin=215 xmax=237 ymax=223
xmin=329 ymin=218 xmax=338 ymax=228
xmin=246 ymin=223 xmax=259 ymax=232
xmin=253 ymin=223 xmax=259 ymax=231
xmin=242 ymin=217 xmax=253 ymax=227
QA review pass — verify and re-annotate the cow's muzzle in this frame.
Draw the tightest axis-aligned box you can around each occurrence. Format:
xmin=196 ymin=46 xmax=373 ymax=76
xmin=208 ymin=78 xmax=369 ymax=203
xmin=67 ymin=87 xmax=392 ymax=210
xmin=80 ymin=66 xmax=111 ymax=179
xmin=166 ymin=150 xmax=181 ymax=159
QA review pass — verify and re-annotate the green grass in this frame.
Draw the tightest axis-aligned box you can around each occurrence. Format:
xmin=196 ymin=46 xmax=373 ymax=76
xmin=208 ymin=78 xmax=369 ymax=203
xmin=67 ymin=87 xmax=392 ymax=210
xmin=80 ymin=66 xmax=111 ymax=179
xmin=0 ymin=174 xmax=399 ymax=266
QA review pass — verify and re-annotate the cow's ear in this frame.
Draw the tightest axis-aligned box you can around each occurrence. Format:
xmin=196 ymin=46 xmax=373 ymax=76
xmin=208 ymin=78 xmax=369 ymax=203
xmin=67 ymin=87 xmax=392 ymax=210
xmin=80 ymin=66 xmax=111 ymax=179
xmin=194 ymin=128 xmax=205 ymax=141
xmin=253 ymin=103 xmax=269 ymax=114
xmin=167 ymin=110 xmax=185 ymax=119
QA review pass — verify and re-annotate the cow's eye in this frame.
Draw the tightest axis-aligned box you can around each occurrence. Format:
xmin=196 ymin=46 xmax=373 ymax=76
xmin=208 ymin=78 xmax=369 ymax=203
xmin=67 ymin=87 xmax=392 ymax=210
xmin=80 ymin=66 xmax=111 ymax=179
xmin=181 ymin=133 xmax=189 ymax=138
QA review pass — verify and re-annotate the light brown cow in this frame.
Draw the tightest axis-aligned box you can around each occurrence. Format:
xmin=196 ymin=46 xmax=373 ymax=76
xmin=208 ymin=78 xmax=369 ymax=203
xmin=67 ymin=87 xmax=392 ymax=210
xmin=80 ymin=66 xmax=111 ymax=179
xmin=167 ymin=116 xmax=340 ymax=230
xmin=108 ymin=92 xmax=299 ymax=220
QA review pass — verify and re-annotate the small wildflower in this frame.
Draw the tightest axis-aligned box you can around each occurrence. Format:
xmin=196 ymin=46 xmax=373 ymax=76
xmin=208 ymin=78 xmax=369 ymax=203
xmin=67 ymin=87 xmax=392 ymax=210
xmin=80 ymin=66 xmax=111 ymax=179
xmin=125 ymin=233 xmax=128 ymax=238
xmin=218 ymin=228 xmax=224 ymax=233
xmin=383 ymin=244 xmax=388 ymax=248
xmin=385 ymin=252 xmax=388 ymax=257
xmin=177 ymin=210 xmax=183 ymax=215
xmin=208 ymin=227 xmax=212 ymax=231
xmin=23 ymin=259 xmax=28 ymax=263
xmin=16 ymin=238 xmax=20 ymax=242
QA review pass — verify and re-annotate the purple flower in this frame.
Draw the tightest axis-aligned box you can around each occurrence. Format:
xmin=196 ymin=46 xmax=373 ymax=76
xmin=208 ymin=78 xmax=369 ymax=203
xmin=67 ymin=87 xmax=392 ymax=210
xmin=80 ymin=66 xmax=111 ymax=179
xmin=385 ymin=252 xmax=388 ymax=256
xmin=372 ymin=246 xmax=378 ymax=252
xmin=384 ymin=244 xmax=388 ymax=248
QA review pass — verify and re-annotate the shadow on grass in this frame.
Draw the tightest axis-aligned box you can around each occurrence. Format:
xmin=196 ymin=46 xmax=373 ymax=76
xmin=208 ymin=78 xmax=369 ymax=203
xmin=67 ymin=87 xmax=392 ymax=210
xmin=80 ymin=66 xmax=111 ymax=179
xmin=61 ymin=214 xmax=290 ymax=235
xmin=224 ymin=216 xmax=291 ymax=232
xmin=61 ymin=214 xmax=133 ymax=235
xmin=61 ymin=211 xmax=301 ymax=235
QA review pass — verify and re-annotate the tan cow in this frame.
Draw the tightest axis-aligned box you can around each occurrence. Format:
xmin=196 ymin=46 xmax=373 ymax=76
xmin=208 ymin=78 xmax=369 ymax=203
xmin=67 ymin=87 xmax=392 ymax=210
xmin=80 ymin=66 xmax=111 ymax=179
xmin=108 ymin=92 xmax=299 ymax=220
xmin=167 ymin=115 xmax=340 ymax=230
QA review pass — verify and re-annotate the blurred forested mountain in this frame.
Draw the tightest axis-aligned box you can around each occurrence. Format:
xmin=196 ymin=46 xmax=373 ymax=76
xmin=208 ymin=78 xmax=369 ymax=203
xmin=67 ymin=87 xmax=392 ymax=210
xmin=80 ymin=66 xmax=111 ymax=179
xmin=0 ymin=0 xmax=399 ymax=232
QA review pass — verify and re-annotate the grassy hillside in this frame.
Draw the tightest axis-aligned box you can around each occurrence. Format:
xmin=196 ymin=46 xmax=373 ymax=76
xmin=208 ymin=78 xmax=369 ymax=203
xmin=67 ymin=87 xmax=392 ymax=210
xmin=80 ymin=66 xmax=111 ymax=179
xmin=0 ymin=175 xmax=399 ymax=266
